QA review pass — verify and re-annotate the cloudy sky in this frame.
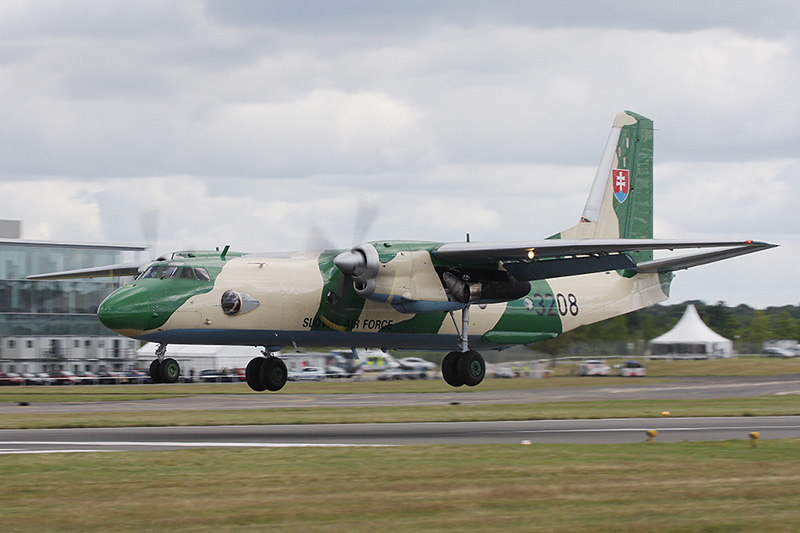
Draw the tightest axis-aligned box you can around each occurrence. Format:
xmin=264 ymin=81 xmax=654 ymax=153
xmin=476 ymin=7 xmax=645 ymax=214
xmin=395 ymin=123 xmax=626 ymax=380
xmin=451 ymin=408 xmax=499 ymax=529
xmin=0 ymin=1 xmax=797 ymax=308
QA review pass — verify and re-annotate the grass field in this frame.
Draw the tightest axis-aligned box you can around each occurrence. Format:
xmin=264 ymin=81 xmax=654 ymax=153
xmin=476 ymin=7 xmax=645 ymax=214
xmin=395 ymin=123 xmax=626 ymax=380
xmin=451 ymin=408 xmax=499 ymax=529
xmin=2 ymin=357 xmax=799 ymax=530
xmin=2 ymin=441 xmax=800 ymax=532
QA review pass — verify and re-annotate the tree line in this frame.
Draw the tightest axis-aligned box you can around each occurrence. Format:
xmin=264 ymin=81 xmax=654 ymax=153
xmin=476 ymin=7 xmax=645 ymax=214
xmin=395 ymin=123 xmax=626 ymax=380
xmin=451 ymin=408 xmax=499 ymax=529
xmin=534 ymin=301 xmax=800 ymax=355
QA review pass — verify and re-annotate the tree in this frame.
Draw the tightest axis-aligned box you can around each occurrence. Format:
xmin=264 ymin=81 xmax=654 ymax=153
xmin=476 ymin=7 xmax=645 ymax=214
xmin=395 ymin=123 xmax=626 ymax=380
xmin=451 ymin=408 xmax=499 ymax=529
xmin=743 ymin=311 xmax=773 ymax=343
xmin=772 ymin=311 xmax=799 ymax=340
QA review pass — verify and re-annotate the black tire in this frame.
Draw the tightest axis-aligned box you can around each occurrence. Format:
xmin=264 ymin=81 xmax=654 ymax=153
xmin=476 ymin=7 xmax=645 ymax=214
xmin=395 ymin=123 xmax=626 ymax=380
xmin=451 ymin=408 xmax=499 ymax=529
xmin=441 ymin=351 xmax=464 ymax=387
xmin=159 ymin=358 xmax=180 ymax=383
xmin=245 ymin=358 xmax=267 ymax=392
xmin=456 ymin=350 xmax=485 ymax=387
xmin=149 ymin=359 xmax=162 ymax=384
xmin=260 ymin=357 xmax=288 ymax=392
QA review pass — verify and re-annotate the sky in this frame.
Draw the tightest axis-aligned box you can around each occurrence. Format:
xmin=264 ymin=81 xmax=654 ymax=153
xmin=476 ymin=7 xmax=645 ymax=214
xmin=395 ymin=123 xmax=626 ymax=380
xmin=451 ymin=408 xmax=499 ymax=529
xmin=0 ymin=0 xmax=797 ymax=308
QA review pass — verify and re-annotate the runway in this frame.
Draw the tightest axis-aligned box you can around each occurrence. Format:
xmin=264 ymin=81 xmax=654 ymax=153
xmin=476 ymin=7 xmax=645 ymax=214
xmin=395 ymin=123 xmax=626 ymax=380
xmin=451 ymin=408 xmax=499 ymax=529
xmin=1 ymin=416 xmax=798 ymax=454
xmin=2 ymin=375 xmax=799 ymax=453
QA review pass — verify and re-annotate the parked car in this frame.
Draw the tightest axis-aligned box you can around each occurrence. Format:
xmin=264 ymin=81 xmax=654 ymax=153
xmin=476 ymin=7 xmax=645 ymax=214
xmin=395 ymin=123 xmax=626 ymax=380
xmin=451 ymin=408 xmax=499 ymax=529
xmin=288 ymin=366 xmax=326 ymax=381
xmin=762 ymin=347 xmax=795 ymax=358
xmin=49 ymin=370 xmax=82 ymax=385
xmin=398 ymin=357 xmax=436 ymax=371
xmin=0 ymin=372 xmax=23 ymax=386
xmin=20 ymin=373 xmax=45 ymax=385
xmin=325 ymin=366 xmax=348 ymax=379
xmin=124 ymin=370 xmax=149 ymax=384
xmin=493 ymin=366 xmax=516 ymax=379
xmin=377 ymin=368 xmax=408 ymax=381
xmin=36 ymin=372 xmax=54 ymax=385
xmin=577 ymin=360 xmax=611 ymax=376
xmin=200 ymin=369 xmax=225 ymax=382
xmin=75 ymin=371 xmax=100 ymax=385
xmin=96 ymin=371 xmax=123 ymax=384
xmin=619 ymin=360 xmax=646 ymax=377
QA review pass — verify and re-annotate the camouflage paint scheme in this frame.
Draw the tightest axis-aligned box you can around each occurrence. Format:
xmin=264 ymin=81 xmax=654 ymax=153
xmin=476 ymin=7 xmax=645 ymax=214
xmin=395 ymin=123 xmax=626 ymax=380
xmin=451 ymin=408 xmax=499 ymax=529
xmin=93 ymin=111 xmax=773 ymax=366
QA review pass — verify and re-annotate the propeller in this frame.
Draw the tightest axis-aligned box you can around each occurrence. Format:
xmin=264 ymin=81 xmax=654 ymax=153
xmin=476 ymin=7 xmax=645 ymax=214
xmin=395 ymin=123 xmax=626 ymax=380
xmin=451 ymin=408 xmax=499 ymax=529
xmin=305 ymin=197 xmax=380 ymax=252
xmin=352 ymin=197 xmax=379 ymax=247
xmin=138 ymin=206 xmax=161 ymax=261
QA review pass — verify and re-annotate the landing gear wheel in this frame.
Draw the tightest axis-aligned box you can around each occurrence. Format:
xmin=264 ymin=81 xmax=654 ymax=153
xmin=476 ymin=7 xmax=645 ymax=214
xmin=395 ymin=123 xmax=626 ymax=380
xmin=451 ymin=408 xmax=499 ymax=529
xmin=158 ymin=357 xmax=180 ymax=383
xmin=441 ymin=351 xmax=465 ymax=387
xmin=456 ymin=350 xmax=485 ymax=387
xmin=246 ymin=358 xmax=267 ymax=392
xmin=260 ymin=357 xmax=288 ymax=392
xmin=149 ymin=359 xmax=163 ymax=384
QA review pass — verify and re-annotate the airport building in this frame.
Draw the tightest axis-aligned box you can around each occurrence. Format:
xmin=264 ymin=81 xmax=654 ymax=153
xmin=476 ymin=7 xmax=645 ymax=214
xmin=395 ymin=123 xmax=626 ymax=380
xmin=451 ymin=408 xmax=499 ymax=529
xmin=0 ymin=220 xmax=146 ymax=374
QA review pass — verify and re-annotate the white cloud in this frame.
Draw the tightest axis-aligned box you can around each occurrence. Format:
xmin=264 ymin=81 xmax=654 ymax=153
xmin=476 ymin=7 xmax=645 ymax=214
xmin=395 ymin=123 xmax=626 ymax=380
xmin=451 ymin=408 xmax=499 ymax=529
xmin=0 ymin=2 xmax=796 ymax=307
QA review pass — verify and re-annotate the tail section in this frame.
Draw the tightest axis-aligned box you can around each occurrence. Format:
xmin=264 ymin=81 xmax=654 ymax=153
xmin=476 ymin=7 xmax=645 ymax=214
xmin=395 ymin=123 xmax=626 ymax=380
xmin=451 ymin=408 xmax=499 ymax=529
xmin=557 ymin=110 xmax=654 ymax=262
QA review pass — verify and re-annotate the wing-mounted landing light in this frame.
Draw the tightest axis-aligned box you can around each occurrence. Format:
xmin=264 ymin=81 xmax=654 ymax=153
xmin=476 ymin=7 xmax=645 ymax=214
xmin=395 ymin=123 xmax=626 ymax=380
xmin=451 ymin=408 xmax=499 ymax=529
xmin=333 ymin=242 xmax=380 ymax=298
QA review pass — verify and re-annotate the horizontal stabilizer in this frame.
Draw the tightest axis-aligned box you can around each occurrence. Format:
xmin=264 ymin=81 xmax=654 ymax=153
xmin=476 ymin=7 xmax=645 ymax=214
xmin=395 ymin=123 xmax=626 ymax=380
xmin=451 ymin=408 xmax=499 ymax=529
xmin=634 ymin=242 xmax=777 ymax=273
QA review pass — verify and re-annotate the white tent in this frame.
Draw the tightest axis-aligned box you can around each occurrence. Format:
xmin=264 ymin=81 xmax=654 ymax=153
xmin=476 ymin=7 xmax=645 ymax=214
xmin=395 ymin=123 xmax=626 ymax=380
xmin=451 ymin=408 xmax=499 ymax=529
xmin=136 ymin=343 xmax=264 ymax=376
xmin=648 ymin=304 xmax=733 ymax=357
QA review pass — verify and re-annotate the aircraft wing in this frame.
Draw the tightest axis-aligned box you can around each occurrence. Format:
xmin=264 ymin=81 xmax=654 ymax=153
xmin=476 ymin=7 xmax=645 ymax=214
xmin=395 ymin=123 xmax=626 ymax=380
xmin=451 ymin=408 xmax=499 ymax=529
xmin=26 ymin=262 xmax=147 ymax=280
xmin=434 ymin=239 xmax=776 ymax=281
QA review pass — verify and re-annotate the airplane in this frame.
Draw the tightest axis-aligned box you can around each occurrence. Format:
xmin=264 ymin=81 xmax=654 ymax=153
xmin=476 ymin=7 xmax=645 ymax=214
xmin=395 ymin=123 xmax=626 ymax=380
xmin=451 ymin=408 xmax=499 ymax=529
xmin=29 ymin=111 xmax=776 ymax=391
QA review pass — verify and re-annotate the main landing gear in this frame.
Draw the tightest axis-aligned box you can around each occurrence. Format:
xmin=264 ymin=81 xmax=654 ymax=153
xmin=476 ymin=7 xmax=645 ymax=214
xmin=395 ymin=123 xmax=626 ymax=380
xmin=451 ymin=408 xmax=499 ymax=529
xmin=440 ymin=305 xmax=486 ymax=387
xmin=149 ymin=343 xmax=181 ymax=383
xmin=245 ymin=350 xmax=288 ymax=392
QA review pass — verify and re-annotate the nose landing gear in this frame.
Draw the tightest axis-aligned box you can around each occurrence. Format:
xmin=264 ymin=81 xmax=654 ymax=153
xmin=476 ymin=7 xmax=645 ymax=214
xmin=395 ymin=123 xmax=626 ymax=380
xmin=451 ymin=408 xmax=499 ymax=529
xmin=149 ymin=343 xmax=181 ymax=383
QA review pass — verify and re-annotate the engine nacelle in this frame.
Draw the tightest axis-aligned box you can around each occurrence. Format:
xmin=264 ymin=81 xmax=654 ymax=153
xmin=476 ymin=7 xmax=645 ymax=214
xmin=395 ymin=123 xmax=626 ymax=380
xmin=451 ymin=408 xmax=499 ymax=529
xmin=333 ymin=243 xmax=381 ymax=298
xmin=335 ymin=244 xmax=531 ymax=313
xmin=442 ymin=271 xmax=531 ymax=304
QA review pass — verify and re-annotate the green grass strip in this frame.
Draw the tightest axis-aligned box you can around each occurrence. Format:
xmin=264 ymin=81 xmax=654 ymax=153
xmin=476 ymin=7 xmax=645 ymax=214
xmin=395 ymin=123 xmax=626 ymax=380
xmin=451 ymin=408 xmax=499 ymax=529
xmin=2 ymin=395 xmax=799 ymax=429
xmin=2 ymin=441 xmax=800 ymax=531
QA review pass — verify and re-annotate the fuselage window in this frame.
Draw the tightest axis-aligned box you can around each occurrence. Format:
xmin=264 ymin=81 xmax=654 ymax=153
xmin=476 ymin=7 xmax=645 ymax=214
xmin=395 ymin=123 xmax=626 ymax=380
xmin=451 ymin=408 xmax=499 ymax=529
xmin=194 ymin=267 xmax=212 ymax=281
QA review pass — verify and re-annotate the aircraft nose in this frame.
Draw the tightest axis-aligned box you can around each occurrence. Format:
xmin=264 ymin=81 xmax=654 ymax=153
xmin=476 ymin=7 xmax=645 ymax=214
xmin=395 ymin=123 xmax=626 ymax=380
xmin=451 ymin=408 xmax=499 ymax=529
xmin=98 ymin=286 xmax=154 ymax=337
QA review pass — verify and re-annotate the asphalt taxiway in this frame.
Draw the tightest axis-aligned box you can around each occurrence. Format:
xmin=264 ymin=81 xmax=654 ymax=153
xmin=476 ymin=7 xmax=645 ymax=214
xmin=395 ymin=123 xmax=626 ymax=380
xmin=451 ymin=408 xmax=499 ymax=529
xmin=1 ymin=375 xmax=798 ymax=453
xmin=1 ymin=416 xmax=798 ymax=453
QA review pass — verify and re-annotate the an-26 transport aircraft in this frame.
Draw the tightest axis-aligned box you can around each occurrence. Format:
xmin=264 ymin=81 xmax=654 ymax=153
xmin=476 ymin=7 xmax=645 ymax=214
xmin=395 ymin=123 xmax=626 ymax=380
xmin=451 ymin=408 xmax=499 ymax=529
xmin=30 ymin=111 xmax=775 ymax=392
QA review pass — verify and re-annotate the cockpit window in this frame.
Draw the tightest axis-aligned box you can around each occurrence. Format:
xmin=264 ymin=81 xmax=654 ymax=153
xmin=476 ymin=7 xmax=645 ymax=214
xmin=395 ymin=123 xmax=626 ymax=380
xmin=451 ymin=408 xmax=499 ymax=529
xmin=160 ymin=266 xmax=180 ymax=279
xmin=137 ymin=264 xmax=212 ymax=282
xmin=139 ymin=265 xmax=163 ymax=279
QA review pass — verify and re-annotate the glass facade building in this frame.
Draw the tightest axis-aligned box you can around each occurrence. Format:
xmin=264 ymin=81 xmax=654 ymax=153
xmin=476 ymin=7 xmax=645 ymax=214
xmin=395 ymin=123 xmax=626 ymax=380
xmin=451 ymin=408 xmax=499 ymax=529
xmin=0 ymin=235 xmax=146 ymax=373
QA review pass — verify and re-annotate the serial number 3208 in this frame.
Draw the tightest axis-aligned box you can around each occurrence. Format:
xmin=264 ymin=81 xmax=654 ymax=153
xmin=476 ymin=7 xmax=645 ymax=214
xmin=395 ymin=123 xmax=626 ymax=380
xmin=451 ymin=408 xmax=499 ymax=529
xmin=524 ymin=293 xmax=579 ymax=317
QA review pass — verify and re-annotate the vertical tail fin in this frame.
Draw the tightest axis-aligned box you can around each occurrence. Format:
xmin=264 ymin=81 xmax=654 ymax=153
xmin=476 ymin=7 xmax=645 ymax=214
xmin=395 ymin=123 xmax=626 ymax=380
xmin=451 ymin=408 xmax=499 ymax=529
xmin=557 ymin=110 xmax=654 ymax=262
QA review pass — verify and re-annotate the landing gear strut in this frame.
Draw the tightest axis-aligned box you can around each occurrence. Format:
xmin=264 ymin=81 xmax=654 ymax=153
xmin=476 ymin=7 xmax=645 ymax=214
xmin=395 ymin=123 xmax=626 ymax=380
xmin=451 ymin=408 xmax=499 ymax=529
xmin=245 ymin=349 xmax=288 ymax=392
xmin=149 ymin=343 xmax=181 ymax=384
xmin=441 ymin=305 xmax=486 ymax=387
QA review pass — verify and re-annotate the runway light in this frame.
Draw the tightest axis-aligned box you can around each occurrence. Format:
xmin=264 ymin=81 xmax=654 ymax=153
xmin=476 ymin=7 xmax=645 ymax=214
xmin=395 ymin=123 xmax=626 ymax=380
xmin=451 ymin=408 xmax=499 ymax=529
xmin=646 ymin=429 xmax=658 ymax=444
xmin=750 ymin=431 xmax=760 ymax=447
xmin=521 ymin=440 xmax=532 ymax=445
xmin=661 ymin=411 xmax=670 ymax=417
